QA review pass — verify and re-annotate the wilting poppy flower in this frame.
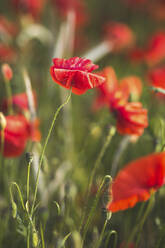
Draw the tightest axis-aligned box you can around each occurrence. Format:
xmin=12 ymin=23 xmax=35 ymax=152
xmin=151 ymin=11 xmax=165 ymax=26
xmin=104 ymin=22 xmax=135 ymax=51
xmin=50 ymin=57 xmax=105 ymax=95
xmin=1 ymin=92 xmax=36 ymax=114
xmin=107 ymin=152 xmax=165 ymax=212
xmin=116 ymin=102 xmax=148 ymax=136
xmin=0 ymin=115 xmax=40 ymax=157
xmin=52 ymin=0 xmax=88 ymax=26
xmin=11 ymin=0 xmax=44 ymax=19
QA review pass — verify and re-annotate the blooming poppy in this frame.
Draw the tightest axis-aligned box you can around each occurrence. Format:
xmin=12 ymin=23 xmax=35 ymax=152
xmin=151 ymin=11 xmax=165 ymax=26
xmin=104 ymin=22 xmax=135 ymax=51
xmin=116 ymin=102 xmax=148 ymax=136
xmin=1 ymin=92 xmax=36 ymax=114
xmin=93 ymin=67 xmax=142 ymax=111
xmin=0 ymin=115 xmax=40 ymax=157
xmin=119 ymin=76 xmax=142 ymax=101
xmin=107 ymin=152 xmax=165 ymax=212
xmin=0 ymin=115 xmax=31 ymax=157
xmin=50 ymin=57 xmax=105 ymax=95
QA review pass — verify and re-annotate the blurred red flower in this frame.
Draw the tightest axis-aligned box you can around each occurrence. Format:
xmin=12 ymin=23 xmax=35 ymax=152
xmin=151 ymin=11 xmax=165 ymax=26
xmin=147 ymin=66 xmax=165 ymax=99
xmin=50 ymin=57 xmax=105 ymax=95
xmin=0 ymin=44 xmax=17 ymax=62
xmin=104 ymin=22 xmax=135 ymax=51
xmin=0 ymin=15 xmax=18 ymax=38
xmin=0 ymin=115 xmax=31 ymax=157
xmin=52 ymin=0 xmax=88 ymax=26
xmin=107 ymin=152 xmax=165 ymax=212
xmin=1 ymin=92 xmax=36 ymax=114
xmin=11 ymin=0 xmax=44 ymax=19
xmin=116 ymin=102 xmax=148 ymax=136
xmin=145 ymin=32 xmax=165 ymax=66
xmin=148 ymin=66 xmax=165 ymax=89
xmin=0 ymin=115 xmax=40 ymax=157
xmin=93 ymin=67 xmax=142 ymax=111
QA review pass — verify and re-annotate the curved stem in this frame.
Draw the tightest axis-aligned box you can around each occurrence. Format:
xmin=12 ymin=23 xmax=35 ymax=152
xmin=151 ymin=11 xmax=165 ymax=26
xmin=30 ymin=90 xmax=72 ymax=216
xmin=4 ymin=79 xmax=13 ymax=115
xmin=126 ymin=194 xmax=155 ymax=248
xmin=81 ymin=175 xmax=112 ymax=247
xmin=96 ymin=219 xmax=108 ymax=248
xmin=80 ymin=127 xmax=115 ymax=234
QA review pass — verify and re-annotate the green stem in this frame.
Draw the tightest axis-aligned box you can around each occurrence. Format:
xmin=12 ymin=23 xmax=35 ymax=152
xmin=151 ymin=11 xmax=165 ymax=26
xmin=30 ymin=90 xmax=72 ymax=216
xmin=96 ymin=219 xmax=108 ymax=248
xmin=0 ymin=127 xmax=5 ymax=179
xmin=80 ymin=127 xmax=115 ymax=233
xmin=27 ymin=161 xmax=32 ymax=203
xmin=4 ymin=79 xmax=13 ymax=115
xmin=27 ymin=225 xmax=30 ymax=248
xmin=81 ymin=175 xmax=112 ymax=247
xmin=105 ymin=230 xmax=117 ymax=248
xmin=126 ymin=194 xmax=155 ymax=248
xmin=10 ymin=182 xmax=25 ymax=210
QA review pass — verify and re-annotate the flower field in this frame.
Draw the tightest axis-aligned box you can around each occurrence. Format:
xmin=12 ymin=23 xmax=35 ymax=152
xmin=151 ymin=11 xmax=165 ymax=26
xmin=1 ymin=0 xmax=165 ymax=247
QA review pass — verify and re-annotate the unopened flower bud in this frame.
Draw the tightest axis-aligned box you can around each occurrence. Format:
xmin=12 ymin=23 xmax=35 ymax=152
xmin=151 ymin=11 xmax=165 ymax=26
xmin=1 ymin=64 xmax=13 ymax=81
xmin=11 ymin=201 xmax=17 ymax=219
xmin=25 ymin=152 xmax=33 ymax=164
xmin=0 ymin=112 xmax=7 ymax=130
xmin=32 ymin=229 xmax=39 ymax=248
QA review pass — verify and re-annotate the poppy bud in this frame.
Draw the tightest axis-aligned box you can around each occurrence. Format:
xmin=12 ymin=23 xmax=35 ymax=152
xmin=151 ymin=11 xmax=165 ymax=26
xmin=1 ymin=63 xmax=13 ymax=81
xmin=0 ymin=112 xmax=7 ymax=130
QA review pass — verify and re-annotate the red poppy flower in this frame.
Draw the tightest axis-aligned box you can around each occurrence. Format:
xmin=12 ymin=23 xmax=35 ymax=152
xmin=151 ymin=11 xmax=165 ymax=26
xmin=0 ymin=44 xmax=16 ymax=62
xmin=104 ymin=22 xmax=135 ymax=51
xmin=116 ymin=102 xmax=148 ymax=136
xmin=0 ymin=115 xmax=31 ymax=157
xmin=119 ymin=76 xmax=142 ymax=101
xmin=107 ymin=152 xmax=165 ymax=212
xmin=147 ymin=66 xmax=165 ymax=99
xmin=144 ymin=32 xmax=165 ymax=66
xmin=148 ymin=66 xmax=165 ymax=89
xmin=1 ymin=64 xmax=13 ymax=81
xmin=52 ymin=0 xmax=88 ymax=26
xmin=93 ymin=67 xmax=142 ymax=111
xmin=11 ymin=0 xmax=44 ymax=19
xmin=50 ymin=57 xmax=105 ymax=95
xmin=1 ymin=92 xmax=36 ymax=114
xmin=0 ymin=115 xmax=40 ymax=157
